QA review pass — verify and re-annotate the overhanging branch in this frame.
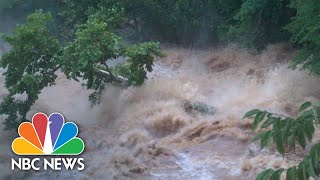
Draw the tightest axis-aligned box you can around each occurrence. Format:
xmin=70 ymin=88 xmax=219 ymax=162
xmin=94 ymin=68 xmax=129 ymax=87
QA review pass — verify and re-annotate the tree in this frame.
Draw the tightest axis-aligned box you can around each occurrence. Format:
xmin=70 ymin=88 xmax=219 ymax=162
xmin=117 ymin=0 xmax=242 ymax=45
xmin=61 ymin=7 xmax=162 ymax=104
xmin=0 ymin=8 xmax=161 ymax=130
xmin=229 ymin=0 xmax=293 ymax=50
xmin=0 ymin=11 xmax=61 ymax=130
xmin=287 ymin=0 xmax=320 ymax=75
xmin=57 ymin=0 xmax=102 ymax=39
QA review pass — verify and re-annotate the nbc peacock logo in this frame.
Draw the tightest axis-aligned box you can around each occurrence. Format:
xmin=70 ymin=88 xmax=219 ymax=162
xmin=12 ymin=112 xmax=85 ymax=155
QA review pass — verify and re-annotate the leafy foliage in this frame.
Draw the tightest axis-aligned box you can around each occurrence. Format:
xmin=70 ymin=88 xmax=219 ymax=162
xmin=229 ymin=0 xmax=293 ymax=50
xmin=244 ymin=102 xmax=317 ymax=154
xmin=61 ymin=7 xmax=161 ymax=104
xmin=0 ymin=0 xmax=22 ymax=10
xmin=244 ymin=102 xmax=320 ymax=180
xmin=0 ymin=0 xmax=60 ymax=17
xmin=118 ymin=0 xmax=241 ymax=45
xmin=0 ymin=7 xmax=161 ymax=130
xmin=117 ymin=42 xmax=163 ymax=85
xmin=57 ymin=0 xmax=102 ymax=39
xmin=0 ymin=11 xmax=61 ymax=130
xmin=256 ymin=143 xmax=320 ymax=180
xmin=61 ymin=8 xmax=122 ymax=88
xmin=287 ymin=0 xmax=320 ymax=75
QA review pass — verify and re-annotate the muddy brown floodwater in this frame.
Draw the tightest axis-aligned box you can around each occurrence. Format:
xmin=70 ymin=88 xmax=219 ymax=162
xmin=1 ymin=44 xmax=320 ymax=179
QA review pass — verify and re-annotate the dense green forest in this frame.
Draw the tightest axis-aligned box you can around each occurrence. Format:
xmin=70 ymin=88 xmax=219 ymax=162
xmin=1 ymin=0 xmax=320 ymax=179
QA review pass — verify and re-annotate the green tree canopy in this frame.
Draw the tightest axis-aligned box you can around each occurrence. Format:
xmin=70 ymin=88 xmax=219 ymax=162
xmin=287 ymin=0 xmax=320 ymax=75
xmin=0 ymin=8 xmax=161 ymax=130
xmin=0 ymin=11 xmax=61 ymax=129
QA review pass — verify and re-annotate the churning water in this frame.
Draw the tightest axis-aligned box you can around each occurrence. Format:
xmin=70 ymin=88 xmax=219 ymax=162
xmin=1 ymin=44 xmax=320 ymax=179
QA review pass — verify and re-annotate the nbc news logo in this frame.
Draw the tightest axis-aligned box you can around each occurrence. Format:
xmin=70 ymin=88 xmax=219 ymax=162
xmin=11 ymin=113 xmax=85 ymax=171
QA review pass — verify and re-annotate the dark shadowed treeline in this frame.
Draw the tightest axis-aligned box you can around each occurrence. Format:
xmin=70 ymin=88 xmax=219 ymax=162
xmin=2 ymin=0 xmax=318 ymax=73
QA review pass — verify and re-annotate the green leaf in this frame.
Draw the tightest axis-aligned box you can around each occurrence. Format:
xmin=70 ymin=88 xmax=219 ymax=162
xmin=286 ymin=167 xmax=296 ymax=180
xmin=288 ymin=122 xmax=297 ymax=149
xmin=303 ymin=120 xmax=314 ymax=142
xmin=288 ymin=134 xmax=296 ymax=149
xmin=269 ymin=168 xmax=284 ymax=180
xmin=252 ymin=131 xmax=269 ymax=142
xmin=274 ymin=130 xmax=285 ymax=155
xmin=311 ymin=148 xmax=319 ymax=169
xmin=298 ymin=109 xmax=315 ymax=122
xmin=305 ymin=157 xmax=316 ymax=178
xmin=252 ymin=111 xmax=267 ymax=130
xmin=243 ymin=109 xmax=261 ymax=119
xmin=298 ymin=161 xmax=307 ymax=180
xmin=283 ymin=119 xmax=293 ymax=141
xmin=314 ymin=105 xmax=320 ymax=125
xmin=262 ymin=117 xmax=277 ymax=128
xmin=256 ymin=169 xmax=274 ymax=180
xmin=299 ymin=102 xmax=312 ymax=112
xmin=297 ymin=125 xmax=306 ymax=149
xmin=261 ymin=131 xmax=272 ymax=149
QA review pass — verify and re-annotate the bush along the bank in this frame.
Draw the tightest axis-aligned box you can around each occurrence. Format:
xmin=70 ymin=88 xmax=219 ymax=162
xmin=243 ymin=102 xmax=320 ymax=180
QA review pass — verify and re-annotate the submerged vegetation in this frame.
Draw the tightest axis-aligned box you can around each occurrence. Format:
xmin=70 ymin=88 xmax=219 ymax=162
xmin=1 ymin=0 xmax=320 ymax=179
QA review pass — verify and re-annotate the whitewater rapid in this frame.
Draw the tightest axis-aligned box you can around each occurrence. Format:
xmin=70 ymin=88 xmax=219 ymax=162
xmin=1 ymin=44 xmax=320 ymax=179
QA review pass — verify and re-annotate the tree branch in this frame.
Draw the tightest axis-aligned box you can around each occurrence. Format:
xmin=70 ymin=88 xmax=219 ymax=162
xmin=94 ymin=68 xmax=129 ymax=87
